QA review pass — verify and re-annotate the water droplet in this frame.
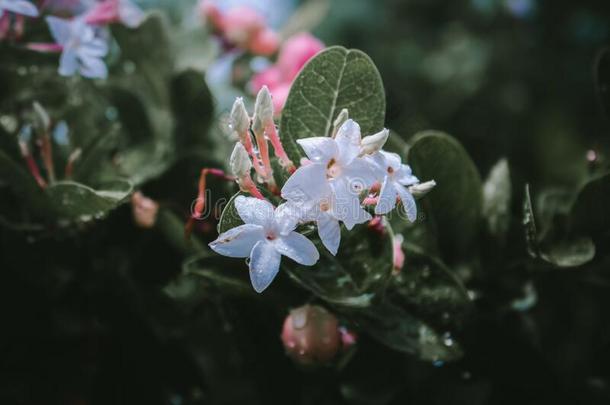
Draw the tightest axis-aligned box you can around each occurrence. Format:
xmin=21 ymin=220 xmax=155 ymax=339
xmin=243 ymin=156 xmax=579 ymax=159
xmin=105 ymin=106 xmax=119 ymax=121
xmin=442 ymin=332 xmax=454 ymax=347
xmin=123 ymin=60 xmax=136 ymax=74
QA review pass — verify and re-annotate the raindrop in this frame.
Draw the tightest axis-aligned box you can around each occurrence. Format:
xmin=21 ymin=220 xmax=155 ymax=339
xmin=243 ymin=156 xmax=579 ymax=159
xmin=442 ymin=332 xmax=454 ymax=347
xmin=105 ymin=106 xmax=119 ymax=121
xmin=123 ymin=60 xmax=136 ymax=74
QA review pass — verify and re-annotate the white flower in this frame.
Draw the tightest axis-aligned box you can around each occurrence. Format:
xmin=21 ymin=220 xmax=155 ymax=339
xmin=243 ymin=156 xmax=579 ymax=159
xmin=360 ymin=128 xmax=389 ymax=155
xmin=46 ymin=16 xmax=109 ymax=79
xmin=367 ymin=150 xmax=419 ymax=221
xmin=0 ymin=0 xmax=38 ymax=17
xmin=281 ymin=119 xmax=375 ymax=229
xmin=209 ymin=196 xmax=319 ymax=293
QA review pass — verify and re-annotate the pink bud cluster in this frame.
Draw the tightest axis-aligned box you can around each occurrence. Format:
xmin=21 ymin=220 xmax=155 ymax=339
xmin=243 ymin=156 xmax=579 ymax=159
xmin=199 ymin=0 xmax=279 ymax=56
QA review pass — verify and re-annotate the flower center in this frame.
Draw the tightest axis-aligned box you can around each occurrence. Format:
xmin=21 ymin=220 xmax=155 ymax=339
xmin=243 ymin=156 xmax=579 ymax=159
xmin=320 ymin=201 xmax=330 ymax=212
xmin=326 ymin=158 xmax=341 ymax=179
xmin=266 ymin=231 xmax=277 ymax=240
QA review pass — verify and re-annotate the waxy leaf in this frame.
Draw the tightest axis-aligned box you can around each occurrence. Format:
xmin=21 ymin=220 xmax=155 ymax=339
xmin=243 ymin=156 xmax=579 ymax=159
xmin=46 ymin=180 xmax=132 ymax=223
xmin=408 ymin=131 xmax=482 ymax=262
xmin=280 ymin=46 xmax=386 ymax=163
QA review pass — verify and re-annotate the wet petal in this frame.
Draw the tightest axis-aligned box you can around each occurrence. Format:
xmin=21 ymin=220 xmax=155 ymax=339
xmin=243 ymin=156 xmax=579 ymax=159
xmin=79 ymin=55 xmax=108 ymax=79
xmin=332 ymin=178 xmax=371 ymax=230
xmin=275 ymin=232 xmax=319 ymax=265
xmin=342 ymin=157 xmax=376 ymax=193
xmin=208 ymin=223 xmax=265 ymax=258
xmin=317 ymin=213 xmax=341 ymax=255
xmin=375 ymin=176 xmax=397 ymax=215
xmin=380 ymin=150 xmax=402 ymax=171
xmin=296 ymin=137 xmax=337 ymax=163
xmin=395 ymin=183 xmax=417 ymax=222
xmin=58 ymin=48 xmax=78 ymax=76
xmin=46 ymin=16 xmax=72 ymax=45
xmin=119 ymin=0 xmax=145 ymax=28
xmin=3 ymin=0 xmax=39 ymax=17
xmin=249 ymin=240 xmax=282 ymax=293
xmin=335 ymin=119 xmax=361 ymax=165
xmin=281 ymin=162 xmax=331 ymax=204
xmin=275 ymin=202 xmax=302 ymax=235
xmin=235 ymin=195 xmax=275 ymax=227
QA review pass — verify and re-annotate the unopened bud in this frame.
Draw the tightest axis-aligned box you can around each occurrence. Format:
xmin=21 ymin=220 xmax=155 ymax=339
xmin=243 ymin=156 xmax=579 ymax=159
xmin=281 ymin=305 xmax=341 ymax=366
xmin=332 ymin=108 xmax=349 ymax=137
xmin=230 ymin=142 xmax=252 ymax=178
xmin=230 ymin=97 xmax=250 ymax=135
xmin=392 ymin=233 xmax=405 ymax=273
xmin=131 ymin=191 xmax=159 ymax=229
xmin=32 ymin=101 xmax=50 ymax=130
xmin=360 ymin=128 xmax=389 ymax=155
xmin=409 ymin=180 xmax=436 ymax=198
xmin=254 ymin=85 xmax=274 ymax=126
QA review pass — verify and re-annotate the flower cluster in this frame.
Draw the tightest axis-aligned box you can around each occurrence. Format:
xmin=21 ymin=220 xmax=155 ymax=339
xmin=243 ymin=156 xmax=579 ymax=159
xmin=23 ymin=0 xmax=144 ymax=79
xmin=199 ymin=0 xmax=279 ymax=56
xmin=207 ymin=88 xmax=436 ymax=293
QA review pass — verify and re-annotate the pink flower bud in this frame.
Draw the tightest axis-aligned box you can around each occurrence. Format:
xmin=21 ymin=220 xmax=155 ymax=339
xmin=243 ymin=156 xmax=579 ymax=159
xmin=222 ymin=6 xmax=265 ymax=49
xmin=277 ymin=32 xmax=324 ymax=80
xmin=131 ymin=191 xmax=159 ymax=229
xmin=199 ymin=0 xmax=224 ymax=30
xmin=281 ymin=305 xmax=341 ymax=366
xmin=392 ymin=234 xmax=405 ymax=274
xmin=248 ymin=27 xmax=279 ymax=56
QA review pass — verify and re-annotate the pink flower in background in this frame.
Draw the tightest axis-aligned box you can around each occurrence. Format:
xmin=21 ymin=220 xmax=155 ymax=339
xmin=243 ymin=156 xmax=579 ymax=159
xmin=200 ymin=0 xmax=278 ymax=56
xmin=251 ymin=32 xmax=324 ymax=114
xmin=85 ymin=0 xmax=145 ymax=28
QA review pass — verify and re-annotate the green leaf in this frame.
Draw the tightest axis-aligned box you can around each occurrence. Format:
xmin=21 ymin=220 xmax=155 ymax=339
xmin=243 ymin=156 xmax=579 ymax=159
xmin=217 ymin=192 xmax=246 ymax=234
xmin=284 ymin=222 xmax=394 ymax=307
xmin=279 ymin=46 xmax=386 ymax=163
xmin=347 ymin=300 xmax=463 ymax=362
xmin=523 ymin=184 xmax=595 ymax=268
xmin=46 ymin=180 xmax=132 ymax=223
xmin=407 ymin=131 xmax=482 ymax=262
xmin=482 ymin=158 xmax=511 ymax=238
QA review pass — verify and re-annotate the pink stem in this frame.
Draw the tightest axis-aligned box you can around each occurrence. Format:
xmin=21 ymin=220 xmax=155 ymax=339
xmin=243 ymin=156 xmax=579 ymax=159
xmin=363 ymin=196 xmax=379 ymax=206
xmin=254 ymin=129 xmax=273 ymax=181
xmin=241 ymin=175 xmax=265 ymax=200
xmin=84 ymin=0 xmax=119 ymax=26
xmin=26 ymin=42 xmax=63 ymax=52
xmin=242 ymin=130 xmax=266 ymax=180
xmin=19 ymin=141 xmax=47 ymax=188
xmin=265 ymin=122 xmax=294 ymax=171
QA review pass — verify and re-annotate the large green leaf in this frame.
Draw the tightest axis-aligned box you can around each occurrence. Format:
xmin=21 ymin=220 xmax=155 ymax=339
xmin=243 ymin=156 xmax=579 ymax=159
xmin=46 ymin=180 xmax=132 ymax=223
xmin=407 ymin=131 xmax=482 ymax=262
xmin=570 ymin=173 xmax=610 ymax=238
xmin=523 ymin=184 xmax=595 ymax=268
xmin=279 ymin=46 xmax=386 ymax=163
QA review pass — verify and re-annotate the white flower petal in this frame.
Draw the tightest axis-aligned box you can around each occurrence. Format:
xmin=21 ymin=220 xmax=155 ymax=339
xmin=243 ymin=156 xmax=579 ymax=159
xmin=395 ymin=164 xmax=419 ymax=186
xmin=208 ymin=224 xmax=265 ymax=258
xmin=375 ymin=176 xmax=397 ymax=215
xmin=331 ymin=178 xmax=371 ymax=230
xmin=380 ymin=150 xmax=402 ymax=171
xmin=274 ymin=202 xmax=301 ymax=235
xmin=364 ymin=151 xmax=389 ymax=181
xmin=249 ymin=240 xmax=282 ymax=293
xmin=281 ymin=163 xmax=331 ymax=204
xmin=395 ymin=183 xmax=417 ymax=222
xmin=46 ymin=16 xmax=72 ymax=45
xmin=317 ymin=213 xmax=341 ymax=255
xmin=79 ymin=55 xmax=108 ymax=79
xmin=119 ymin=0 xmax=145 ymax=28
xmin=80 ymin=37 xmax=108 ymax=57
xmin=342 ymin=157 xmax=376 ymax=193
xmin=3 ymin=0 xmax=38 ymax=16
xmin=58 ymin=48 xmax=78 ymax=76
xmin=274 ymin=232 xmax=319 ymax=265
xmin=335 ymin=119 xmax=361 ymax=165
xmin=296 ymin=137 xmax=338 ymax=163
xmin=234 ymin=195 xmax=275 ymax=228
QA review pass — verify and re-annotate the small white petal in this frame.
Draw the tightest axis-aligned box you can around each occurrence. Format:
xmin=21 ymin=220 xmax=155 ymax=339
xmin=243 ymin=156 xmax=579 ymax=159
xmin=234 ymin=195 xmax=275 ymax=228
xmin=375 ymin=176 xmax=397 ymax=215
xmin=58 ymin=48 xmax=78 ymax=76
xmin=249 ymin=240 xmax=282 ymax=293
xmin=317 ymin=213 xmax=341 ymax=255
xmin=342 ymin=157 xmax=376 ymax=193
xmin=360 ymin=128 xmax=389 ymax=155
xmin=2 ymin=0 xmax=38 ymax=16
xmin=80 ymin=38 xmax=108 ymax=57
xmin=331 ymin=178 xmax=371 ymax=230
xmin=364 ymin=151 xmax=389 ymax=181
xmin=46 ymin=16 xmax=72 ymax=45
xmin=79 ymin=55 xmax=108 ymax=79
xmin=119 ymin=0 xmax=145 ymax=28
xmin=380 ymin=150 xmax=402 ymax=171
xmin=395 ymin=164 xmax=419 ymax=186
xmin=335 ymin=119 xmax=361 ymax=166
xmin=395 ymin=183 xmax=417 ymax=222
xmin=274 ymin=202 xmax=301 ymax=235
xmin=209 ymin=224 xmax=265 ymax=258
xmin=296 ymin=137 xmax=338 ymax=163
xmin=281 ymin=163 xmax=331 ymax=204
xmin=274 ymin=232 xmax=319 ymax=266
